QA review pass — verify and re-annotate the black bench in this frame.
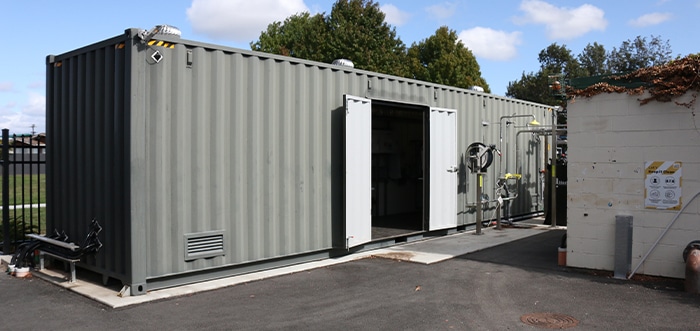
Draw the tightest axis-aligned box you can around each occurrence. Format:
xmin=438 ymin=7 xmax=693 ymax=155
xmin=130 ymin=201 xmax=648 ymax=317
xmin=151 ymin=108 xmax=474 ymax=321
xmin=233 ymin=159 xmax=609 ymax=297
xmin=11 ymin=219 xmax=102 ymax=282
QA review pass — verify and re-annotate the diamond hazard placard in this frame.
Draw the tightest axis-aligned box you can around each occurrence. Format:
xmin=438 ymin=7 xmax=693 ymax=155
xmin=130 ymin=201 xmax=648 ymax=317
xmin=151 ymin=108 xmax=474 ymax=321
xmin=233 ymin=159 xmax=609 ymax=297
xmin=645 ymin=161 xmax=682 ymax=210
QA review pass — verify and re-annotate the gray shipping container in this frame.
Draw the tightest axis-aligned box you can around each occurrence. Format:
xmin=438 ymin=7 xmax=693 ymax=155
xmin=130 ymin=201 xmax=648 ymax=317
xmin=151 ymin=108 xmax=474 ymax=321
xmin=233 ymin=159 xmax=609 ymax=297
xmin=46 ymin=28 xmax=553 ymax=295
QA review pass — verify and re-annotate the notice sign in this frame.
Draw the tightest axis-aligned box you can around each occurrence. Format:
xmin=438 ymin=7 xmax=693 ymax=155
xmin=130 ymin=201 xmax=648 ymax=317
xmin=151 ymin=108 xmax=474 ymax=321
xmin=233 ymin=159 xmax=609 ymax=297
xmin=645 ymin=161 xmax=682 ymax=210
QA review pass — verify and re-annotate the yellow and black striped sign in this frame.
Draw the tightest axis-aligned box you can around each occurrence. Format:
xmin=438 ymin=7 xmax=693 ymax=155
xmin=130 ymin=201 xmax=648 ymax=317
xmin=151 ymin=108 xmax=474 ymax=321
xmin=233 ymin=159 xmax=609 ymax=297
xmin=147 ymin=40 xmax=176 ymax=49
xmin=645 ymin=161 xmax=682 ymax=210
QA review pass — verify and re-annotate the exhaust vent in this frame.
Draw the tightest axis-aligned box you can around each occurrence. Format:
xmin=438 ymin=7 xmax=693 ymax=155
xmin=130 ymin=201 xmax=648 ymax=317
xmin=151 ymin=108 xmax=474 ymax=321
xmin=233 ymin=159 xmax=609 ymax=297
xmin=184 ymin=230 xmax=225 ymax=261
xmin=332 ymin=58 xmax=354 ymax=68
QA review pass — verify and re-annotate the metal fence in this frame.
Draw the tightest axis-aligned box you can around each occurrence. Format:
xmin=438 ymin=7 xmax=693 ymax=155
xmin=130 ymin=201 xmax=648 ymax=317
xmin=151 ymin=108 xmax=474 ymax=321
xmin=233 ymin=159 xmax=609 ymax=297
xmin=1 ymin=129 xmax=46 ymax=254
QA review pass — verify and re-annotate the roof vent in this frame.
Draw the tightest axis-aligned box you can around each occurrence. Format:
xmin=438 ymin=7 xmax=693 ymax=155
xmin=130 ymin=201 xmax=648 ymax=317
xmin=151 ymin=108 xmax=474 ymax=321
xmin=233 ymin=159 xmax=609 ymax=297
xmin=139 ymin=24 xmax=182 ymax=42
xmin=332 ymin=59 xmax=354 ymax=68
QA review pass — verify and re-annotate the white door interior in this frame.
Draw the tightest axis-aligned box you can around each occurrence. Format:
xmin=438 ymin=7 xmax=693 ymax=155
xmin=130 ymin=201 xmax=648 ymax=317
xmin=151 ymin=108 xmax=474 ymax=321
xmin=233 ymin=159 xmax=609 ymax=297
xmin=428 ymin=108 xmax=458 ymax=231
xmin=344 ymin=95 xmax=372 ymax=248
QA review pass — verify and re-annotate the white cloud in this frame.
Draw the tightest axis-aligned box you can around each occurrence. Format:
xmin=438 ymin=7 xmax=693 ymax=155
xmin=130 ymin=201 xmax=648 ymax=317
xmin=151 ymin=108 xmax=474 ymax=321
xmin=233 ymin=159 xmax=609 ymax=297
xmin=24 ymin=93 xmax=45 ymax=117
xmin=514 ymin=0 xmax=607 ymax=40
xmin=186 ymin=0 xmax=309 ymax=42
xmin=458 ymin=27 xmax=522 ymax=61
xmin=426 ymin=2 xmax=458 ymax=20
xmin=628 ymin=12 xmax=672 ymax=27
xmin=0 ymin=82 xmax=14 ymax=92
xmin=0 ymin=92 xmax=45 ymax=133
xmin=381 ymin=4 xmax=411 ymax=26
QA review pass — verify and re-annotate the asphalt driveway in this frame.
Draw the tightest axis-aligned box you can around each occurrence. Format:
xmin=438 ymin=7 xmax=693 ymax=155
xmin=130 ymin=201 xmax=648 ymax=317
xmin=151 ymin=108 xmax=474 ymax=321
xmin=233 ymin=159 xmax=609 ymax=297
xmin=1 ymin=229 xmax=698 ymax=330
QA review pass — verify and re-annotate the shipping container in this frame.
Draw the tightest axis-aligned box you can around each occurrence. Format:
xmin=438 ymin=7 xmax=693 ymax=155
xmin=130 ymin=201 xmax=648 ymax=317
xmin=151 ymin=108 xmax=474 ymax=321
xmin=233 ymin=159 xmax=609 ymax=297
xmin=46 ymin=27 xmax=553 ymax=295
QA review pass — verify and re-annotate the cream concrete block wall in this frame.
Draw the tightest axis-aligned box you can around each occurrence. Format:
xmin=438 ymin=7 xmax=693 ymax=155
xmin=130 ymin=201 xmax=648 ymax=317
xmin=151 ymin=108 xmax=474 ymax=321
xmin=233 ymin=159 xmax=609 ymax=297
xmin=567 ymin=92 xmax=700 ymax=278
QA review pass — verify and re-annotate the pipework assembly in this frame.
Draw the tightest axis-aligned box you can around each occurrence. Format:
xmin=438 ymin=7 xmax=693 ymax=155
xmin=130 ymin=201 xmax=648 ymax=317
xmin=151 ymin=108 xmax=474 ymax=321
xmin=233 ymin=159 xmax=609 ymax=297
xmin=467 ymin=143 xmax=500 ymax=235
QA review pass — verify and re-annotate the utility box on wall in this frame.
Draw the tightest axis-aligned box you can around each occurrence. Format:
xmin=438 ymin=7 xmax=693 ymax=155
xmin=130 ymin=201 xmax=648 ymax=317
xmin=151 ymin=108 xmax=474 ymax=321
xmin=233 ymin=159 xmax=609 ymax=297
xmin=46 ymin=27 xmax=551 ymax=295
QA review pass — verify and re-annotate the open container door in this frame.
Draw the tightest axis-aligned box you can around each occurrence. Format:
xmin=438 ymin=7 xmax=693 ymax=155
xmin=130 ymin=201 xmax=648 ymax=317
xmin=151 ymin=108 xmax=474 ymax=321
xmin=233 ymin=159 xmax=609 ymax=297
xmin=428 ymin=107 xmax=458 ymax=231
xmin=344 ymin=95 xmax=372 ymax=248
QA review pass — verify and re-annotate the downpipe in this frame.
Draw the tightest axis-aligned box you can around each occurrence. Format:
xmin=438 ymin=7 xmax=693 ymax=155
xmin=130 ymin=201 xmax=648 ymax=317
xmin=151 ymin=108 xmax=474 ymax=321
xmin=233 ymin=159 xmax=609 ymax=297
xmin=628 ymin=190 xmax=700 ymax=279
xmin=683 ymin=241 xmax=700 ymax=293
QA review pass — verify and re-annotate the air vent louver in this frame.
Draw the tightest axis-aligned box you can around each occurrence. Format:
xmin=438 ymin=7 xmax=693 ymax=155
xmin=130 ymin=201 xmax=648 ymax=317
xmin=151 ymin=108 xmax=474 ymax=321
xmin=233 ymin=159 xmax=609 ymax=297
xmin=184 ymin=231 xmax=225 ymax=261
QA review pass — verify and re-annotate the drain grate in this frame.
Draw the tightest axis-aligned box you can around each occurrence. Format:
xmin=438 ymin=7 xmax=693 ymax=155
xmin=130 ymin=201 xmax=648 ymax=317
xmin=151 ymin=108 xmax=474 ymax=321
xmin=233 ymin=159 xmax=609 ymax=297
xmin=520 ymin=312 xmax=579 ymax=329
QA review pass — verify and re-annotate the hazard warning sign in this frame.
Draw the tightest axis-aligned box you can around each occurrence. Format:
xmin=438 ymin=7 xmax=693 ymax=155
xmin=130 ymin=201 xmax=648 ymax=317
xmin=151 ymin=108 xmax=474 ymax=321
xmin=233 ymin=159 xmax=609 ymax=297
xmin=645 ymin=161 xmax=682 ymax=210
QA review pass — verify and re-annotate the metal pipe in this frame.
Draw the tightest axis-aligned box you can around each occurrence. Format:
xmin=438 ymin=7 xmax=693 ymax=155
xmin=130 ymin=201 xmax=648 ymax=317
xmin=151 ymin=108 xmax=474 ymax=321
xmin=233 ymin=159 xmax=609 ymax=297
xmin=475 ymin=172 xmax=483 ymax=235
xmin=629 ymin=190 xmax=700 ymax=279
xmin=551 ymin=115 xmax=557 ymax=227
xmin=513 ymin=128 xmax=560 ymax=210
xmin=499 ymin=114 xmax=536 ymax=175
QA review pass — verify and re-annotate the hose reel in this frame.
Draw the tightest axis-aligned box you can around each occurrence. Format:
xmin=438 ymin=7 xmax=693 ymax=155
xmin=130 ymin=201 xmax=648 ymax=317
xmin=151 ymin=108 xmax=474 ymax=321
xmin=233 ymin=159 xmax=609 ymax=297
xmin=467 ymin=142 xmax=498 ymax=173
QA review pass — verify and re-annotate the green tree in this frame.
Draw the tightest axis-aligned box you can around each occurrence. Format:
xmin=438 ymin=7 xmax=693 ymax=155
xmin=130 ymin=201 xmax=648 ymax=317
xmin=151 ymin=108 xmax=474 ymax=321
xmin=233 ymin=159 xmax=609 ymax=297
xmin=578 ymin=42 xmax=609 ymax=76
xmin=250 ymin=12 xmax=328 ymax=60
xmin=507 ymin=43 xmax=579 ymax=104
xmin=325 ymin=0 xmax=408 ymax=76
xmin=607 ymin=35 xmax=673 ymax=73
xmin=538 ymin=43 xmax=583 ymax=78
xmin=406 ymin=26 xmax=490 ymax=92
xmin=506 ymin=71 xmax=554 ymax=105
xmin=251 ymin=0 xmax=408 ymax=77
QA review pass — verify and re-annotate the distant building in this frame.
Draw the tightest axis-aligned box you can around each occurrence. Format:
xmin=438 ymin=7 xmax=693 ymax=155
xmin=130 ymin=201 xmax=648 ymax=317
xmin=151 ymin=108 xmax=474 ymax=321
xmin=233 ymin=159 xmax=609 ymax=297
xmin=11 ymin=133 xmax=46 ymax=154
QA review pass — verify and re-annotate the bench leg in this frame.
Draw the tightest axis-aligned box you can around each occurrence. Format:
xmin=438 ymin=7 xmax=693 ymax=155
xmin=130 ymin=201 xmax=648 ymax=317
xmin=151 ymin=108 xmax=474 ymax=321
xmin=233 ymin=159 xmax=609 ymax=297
xmin=69 ymin=262 xmax=76 ymax=283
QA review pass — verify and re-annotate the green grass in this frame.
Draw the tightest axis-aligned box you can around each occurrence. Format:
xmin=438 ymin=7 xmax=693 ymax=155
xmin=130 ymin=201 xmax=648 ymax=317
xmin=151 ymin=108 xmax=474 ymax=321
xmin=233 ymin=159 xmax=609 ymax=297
xmin=0 ymin=174 xmax=46 ymax=205
xmin=0 ymin=175 xmax=47 ymax=243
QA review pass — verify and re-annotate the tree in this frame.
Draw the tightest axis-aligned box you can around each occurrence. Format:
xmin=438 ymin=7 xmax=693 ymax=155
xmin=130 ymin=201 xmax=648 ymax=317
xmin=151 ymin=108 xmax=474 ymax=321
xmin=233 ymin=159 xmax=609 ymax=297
xmin=578 ymin=42 xmax=609 ymax=77
xmin=507 ymin=36 xmax=673 ymax=103
xmin=538 ymin=43 xmax=583 ymax=78
xmin=251 ymin=0 xmax=408 ymax=77
xmin=325 ymin=0 xmax=408 ymax=76
xmin=607 ymin=35 xmax=673 ymax=73
xmin=406 ymin=26 xmax=490 ymax=92
xmin=506 ymin=71 xmax=555 ymax=105
xmin=506 ymin=43 xmax=579 ymax=104
xmin=251 ymin=12 xmax=328 ymax=60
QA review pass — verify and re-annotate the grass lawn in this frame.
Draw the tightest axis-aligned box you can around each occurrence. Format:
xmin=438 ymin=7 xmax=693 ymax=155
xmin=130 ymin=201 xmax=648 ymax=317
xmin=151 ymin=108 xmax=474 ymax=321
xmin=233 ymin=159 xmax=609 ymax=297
xmin=0 ymin=174 xmax=46 ymax=205
xmin=0 ymin=174 xmax=47 ymax=241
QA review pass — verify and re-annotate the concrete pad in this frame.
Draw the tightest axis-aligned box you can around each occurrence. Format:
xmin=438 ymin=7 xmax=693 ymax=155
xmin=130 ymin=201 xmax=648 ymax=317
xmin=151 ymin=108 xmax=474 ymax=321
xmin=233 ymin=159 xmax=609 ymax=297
xmin=370 ymin=223 xmax=560 ymax=264
xmin=2 ymin=222 xmax=562 ymax=309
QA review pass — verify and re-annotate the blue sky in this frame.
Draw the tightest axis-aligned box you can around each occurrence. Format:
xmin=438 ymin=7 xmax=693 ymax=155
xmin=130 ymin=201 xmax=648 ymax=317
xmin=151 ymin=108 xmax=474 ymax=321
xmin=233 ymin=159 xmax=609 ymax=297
xmin=1 ymin=0 xmax=698 ymax=134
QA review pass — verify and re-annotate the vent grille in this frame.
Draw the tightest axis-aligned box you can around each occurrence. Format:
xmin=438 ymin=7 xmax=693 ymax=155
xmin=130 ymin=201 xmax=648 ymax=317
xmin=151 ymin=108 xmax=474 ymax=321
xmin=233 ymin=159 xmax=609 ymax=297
xmin=184 ymin=231 xmax=225 ymax=261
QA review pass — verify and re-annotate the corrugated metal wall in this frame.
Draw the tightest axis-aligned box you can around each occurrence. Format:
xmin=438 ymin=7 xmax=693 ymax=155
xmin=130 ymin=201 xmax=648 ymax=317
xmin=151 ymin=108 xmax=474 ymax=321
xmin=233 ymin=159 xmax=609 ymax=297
xmin=129 ymin=42 xmax=344 ymax=279
xmin=46 ymin=34 xmax=132 ymax=281
xmin=47 ymin=29 xmax=552 ymax=290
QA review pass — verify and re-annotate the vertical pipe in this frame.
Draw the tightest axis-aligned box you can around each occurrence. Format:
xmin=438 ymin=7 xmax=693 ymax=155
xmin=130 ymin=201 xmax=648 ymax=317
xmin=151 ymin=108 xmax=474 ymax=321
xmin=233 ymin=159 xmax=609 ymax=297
xmin=551 ymin=113 xmax=557 ymax=227
xmin=2 ymin=129 xmax=9 ymax=253
xmin=495 ymin=199 xmax=502 ymax=230
xmin=475 ymin=173 xmax=483 ymax=235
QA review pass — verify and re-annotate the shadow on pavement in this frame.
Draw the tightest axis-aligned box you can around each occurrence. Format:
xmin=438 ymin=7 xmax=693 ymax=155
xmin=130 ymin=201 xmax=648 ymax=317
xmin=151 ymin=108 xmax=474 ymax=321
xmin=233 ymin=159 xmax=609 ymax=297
xmin=457 ymin=229 xmax=690 ymax=298
xmin=457 ymin=229 xmax=566 ymax=271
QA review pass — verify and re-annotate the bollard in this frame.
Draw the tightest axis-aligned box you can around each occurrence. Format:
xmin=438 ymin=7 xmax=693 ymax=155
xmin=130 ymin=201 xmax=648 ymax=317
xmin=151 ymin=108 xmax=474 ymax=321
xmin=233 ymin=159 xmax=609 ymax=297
xmin=683 ymin=241 xmax=700 ymax=294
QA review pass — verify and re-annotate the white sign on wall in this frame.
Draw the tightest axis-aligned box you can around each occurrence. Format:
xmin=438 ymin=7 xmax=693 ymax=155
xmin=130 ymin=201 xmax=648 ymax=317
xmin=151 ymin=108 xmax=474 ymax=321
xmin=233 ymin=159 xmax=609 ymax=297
xmin=645 ymin=161 xmax=682 ymax=210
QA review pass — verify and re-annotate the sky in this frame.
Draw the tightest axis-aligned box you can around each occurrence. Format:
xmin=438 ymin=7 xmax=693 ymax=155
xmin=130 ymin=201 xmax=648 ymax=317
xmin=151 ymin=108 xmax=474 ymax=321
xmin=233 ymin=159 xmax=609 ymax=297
xmin=1 ymin=0 xmax=698 ymax=134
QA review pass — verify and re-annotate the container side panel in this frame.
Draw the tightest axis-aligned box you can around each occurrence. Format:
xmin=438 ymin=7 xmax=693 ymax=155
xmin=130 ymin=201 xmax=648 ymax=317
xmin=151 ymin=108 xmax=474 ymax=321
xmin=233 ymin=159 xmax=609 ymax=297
xmin=134 ymin=46 xmax=341 ymax=277
xmin=46 ymin=39 xmax=131 ymax=281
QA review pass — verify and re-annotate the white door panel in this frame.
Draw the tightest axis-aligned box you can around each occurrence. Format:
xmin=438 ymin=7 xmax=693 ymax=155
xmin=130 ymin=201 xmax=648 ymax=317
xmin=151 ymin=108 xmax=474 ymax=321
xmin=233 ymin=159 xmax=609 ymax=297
xmin=429 ymin=108 xmax=458 ymax=231
xmin=344 ymin=95 xmax=372 ymax=248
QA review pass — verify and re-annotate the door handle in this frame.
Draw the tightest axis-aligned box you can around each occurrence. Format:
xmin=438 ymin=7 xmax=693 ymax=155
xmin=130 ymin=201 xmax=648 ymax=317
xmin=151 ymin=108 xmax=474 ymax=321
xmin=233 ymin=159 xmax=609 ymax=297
xmin=447 ymin=166 xmax=458 ymax=173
